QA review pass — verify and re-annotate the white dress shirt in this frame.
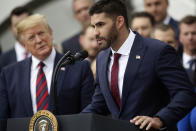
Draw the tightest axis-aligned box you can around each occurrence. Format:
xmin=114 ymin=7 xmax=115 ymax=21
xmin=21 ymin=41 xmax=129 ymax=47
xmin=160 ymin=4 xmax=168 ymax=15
xmin=183 ymin=52 xmax=196 ymax=70
xmin=30 ymin=47 xmax=56 ymax=114
xmin=108 ymin=29 xmax=136 ymax=98
xmin=163 ymin=15 xmax=171 ymax=25
xmin=14 ymin=41 xmax=30 ymax=61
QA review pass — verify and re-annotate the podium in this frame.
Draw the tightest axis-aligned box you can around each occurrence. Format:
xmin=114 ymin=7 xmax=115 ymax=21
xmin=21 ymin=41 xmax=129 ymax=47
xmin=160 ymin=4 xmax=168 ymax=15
xmin=6 ymin=113 xmax=157 ymax=131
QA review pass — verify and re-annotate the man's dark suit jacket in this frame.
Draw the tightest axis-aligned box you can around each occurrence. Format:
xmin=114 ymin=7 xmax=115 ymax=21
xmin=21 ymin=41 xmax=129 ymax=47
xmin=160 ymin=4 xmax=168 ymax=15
xmin=82 ymin=33 xmax=196 ymax=131
xmin=61 ymin=32 xmax=82 ymax=54
xmin=169 ymin=17 xmax=179 ymax=37
xmin=0 ymin=48 xmax=17 ymax=72
xmin=0 ymin=52 xmax=94 ymax=130
xmin=169 ymin=17 xmax=184 ymax=57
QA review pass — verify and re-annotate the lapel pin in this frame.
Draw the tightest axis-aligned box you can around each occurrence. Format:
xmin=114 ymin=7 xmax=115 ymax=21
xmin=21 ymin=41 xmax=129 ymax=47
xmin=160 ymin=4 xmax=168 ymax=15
xmin=136 ymin=55 xmax=141 ymax=60
xmin=60 ymin=67 xmax=66 ymax=71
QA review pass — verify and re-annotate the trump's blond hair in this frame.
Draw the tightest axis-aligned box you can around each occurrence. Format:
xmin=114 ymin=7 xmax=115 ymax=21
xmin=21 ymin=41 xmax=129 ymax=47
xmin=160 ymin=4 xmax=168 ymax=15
xmin=17 ymin=14 xmax=52 ymax=41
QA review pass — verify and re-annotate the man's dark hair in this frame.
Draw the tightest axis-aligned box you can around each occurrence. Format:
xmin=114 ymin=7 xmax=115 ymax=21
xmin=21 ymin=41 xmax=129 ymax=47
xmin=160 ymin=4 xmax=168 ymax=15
xmin=179 ymin=15 xmax=196 ymax=26
xmin=130 ymin=11 xmax=155 ymax=27
xmin=89 ymin=0 xmax=129 ymax=28
xmin=9 ymin=6 xmax=32 ymax=25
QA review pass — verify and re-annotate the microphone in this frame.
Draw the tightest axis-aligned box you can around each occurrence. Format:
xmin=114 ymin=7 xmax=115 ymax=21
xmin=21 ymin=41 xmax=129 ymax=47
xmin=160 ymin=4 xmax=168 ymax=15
xmin=73 ymin=50 xmax=88 ymax=61
xmin=60 ymin=50 xmax=88 ymax=67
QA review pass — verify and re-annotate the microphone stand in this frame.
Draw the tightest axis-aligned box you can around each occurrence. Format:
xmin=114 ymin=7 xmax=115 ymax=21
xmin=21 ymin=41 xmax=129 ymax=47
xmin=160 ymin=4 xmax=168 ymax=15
xmin=51 ymin=51 xmax=71 ymax=115
xmin=52 ymin=50 xmax=88 ymax=115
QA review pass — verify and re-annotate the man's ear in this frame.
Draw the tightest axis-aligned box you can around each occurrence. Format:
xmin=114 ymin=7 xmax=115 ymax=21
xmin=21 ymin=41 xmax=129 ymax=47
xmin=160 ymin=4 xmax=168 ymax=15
xmin=116 ymin=16 xmax=125 ymax=29
xmin=18 ymin=36 xmax=27 ymax=48
xmin=21 ymin=40 xmax=27 ymax=49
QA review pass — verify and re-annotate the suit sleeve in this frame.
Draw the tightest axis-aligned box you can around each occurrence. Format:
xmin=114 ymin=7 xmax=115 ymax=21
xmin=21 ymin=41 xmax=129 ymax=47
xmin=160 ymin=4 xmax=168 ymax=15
xmin=0 ymin=70 xmax=9 ymax=130
xmin=155 ymin=45 xmax=196 ymax=129
xmin=82 ymin=59 xmax=110 ymax=115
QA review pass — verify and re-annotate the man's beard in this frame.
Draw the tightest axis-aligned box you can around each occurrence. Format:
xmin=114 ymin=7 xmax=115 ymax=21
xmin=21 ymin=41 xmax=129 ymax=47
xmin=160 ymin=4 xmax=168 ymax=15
xmin=97 ymin=23 xmax=118 ymax=50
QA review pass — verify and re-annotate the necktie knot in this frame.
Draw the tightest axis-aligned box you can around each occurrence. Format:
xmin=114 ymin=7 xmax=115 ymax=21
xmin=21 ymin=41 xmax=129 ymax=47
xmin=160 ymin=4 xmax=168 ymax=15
xmin=38 ymin=62 xmax=45 ymax=68
xmin=114 ymin=53 xmax=121 ymax=62
xmin=24 ymin=51 xmax=28 ymax=59
xmin=189 ymin=59 xmax=196 ymax=70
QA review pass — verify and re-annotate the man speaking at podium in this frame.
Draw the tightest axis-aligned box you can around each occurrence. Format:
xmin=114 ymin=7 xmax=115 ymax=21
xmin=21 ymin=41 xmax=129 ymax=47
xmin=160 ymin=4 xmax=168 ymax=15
xmin=0 ymin=14 xmax=94 ymax=130
xmin=82 ymin=0 xmax=196 ymax=131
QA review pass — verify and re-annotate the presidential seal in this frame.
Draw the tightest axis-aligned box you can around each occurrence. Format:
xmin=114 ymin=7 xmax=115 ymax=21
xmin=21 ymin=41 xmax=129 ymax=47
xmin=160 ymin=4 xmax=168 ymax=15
xmin=29 ymin=110 xmax=58 ymax=131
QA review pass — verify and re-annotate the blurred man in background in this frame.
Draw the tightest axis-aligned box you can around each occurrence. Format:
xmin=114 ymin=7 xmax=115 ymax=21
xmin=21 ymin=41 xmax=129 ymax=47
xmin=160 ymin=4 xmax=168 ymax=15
xmin=178 ymin=15 xmax=196 ymax=131
xmin=61 ymin=0 xmax=94 ymax=54
xmin=130 ymin=11 xmax=155 ymax=38
xmin=79 ymin=25 xmax=104 ymax=78
xmin=79 ymin=25 xmax=102 ymax=62
xmin=0 ymin=6 xmax=31 ymax=72
xmin=179 ymin=15 xmax=196 ymax=85
xmin=144 ymin=0 xmax=183 ymax=55
xmin=144 ymin=0 xmax=179 ymax=34
xmin=151 ymin=24 xmax=178 ymax=50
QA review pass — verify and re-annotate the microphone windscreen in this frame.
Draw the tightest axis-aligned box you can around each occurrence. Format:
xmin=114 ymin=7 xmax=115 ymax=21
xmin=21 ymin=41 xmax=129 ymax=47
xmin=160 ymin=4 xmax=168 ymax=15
xmin=74 ymin=50 xmax=88 ymax=60
xmin=80 ymin=50 xmax=88 ymax=59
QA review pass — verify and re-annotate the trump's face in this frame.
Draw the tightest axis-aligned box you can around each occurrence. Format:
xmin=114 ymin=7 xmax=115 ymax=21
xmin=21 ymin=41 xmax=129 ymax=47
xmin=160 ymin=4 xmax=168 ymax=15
xmin=90 ymin=13 xmax=119 ymax=50
xmin=22 ymin=24 xmax=53 ymax=61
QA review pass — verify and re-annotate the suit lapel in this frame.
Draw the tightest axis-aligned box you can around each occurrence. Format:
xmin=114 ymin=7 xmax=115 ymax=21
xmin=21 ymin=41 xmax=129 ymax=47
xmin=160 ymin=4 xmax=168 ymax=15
xmin=120 ymin=34 xmax=147 ymax=112
xmin=100 ymin=49 xmax=111 ymax=89
xmin=100 ymin=49 xmax=111 ymax=95
xmin=22 ymin=58 xmax=34 ymax=116
xmin=100 ymin=49 xmax=121 ymax=114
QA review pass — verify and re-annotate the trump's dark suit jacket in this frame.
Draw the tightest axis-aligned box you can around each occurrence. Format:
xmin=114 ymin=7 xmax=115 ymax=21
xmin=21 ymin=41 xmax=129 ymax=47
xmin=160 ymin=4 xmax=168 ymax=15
xmin=82 ymin=33 xmax=196 ymax=130
xmin=0 ymin=52 xmax=94 ymax=130
xmin=0 ymin=48 xmax=17 ymax=72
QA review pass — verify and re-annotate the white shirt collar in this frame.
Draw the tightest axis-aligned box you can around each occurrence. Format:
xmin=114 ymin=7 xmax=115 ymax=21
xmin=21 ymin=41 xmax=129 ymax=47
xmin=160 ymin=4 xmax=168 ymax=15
xmin=31 ymin=47 xmax=56 ymax=70
xmin=163 ymin=15 xmax=171 ymax=25
xmin=15 ymin=41 xmax=26 ymax=52
xmin=183 ymin=52 xmax=196 ymax=69
xmin=111 ymin=29 xmax=135 ymax=56
xmin=14 ymin=41 xmax=27 ymax=61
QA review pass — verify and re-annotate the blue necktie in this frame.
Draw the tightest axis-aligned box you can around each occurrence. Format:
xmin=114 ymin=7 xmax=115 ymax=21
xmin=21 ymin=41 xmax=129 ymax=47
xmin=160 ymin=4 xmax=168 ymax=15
xmin=188 ymin=59 xmax=196 ymax=86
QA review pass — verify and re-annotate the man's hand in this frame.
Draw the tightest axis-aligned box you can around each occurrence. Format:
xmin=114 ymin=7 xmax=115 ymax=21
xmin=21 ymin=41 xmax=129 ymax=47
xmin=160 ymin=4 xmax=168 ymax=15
xmin=130 ymin=116 xmax=163 ymax=130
